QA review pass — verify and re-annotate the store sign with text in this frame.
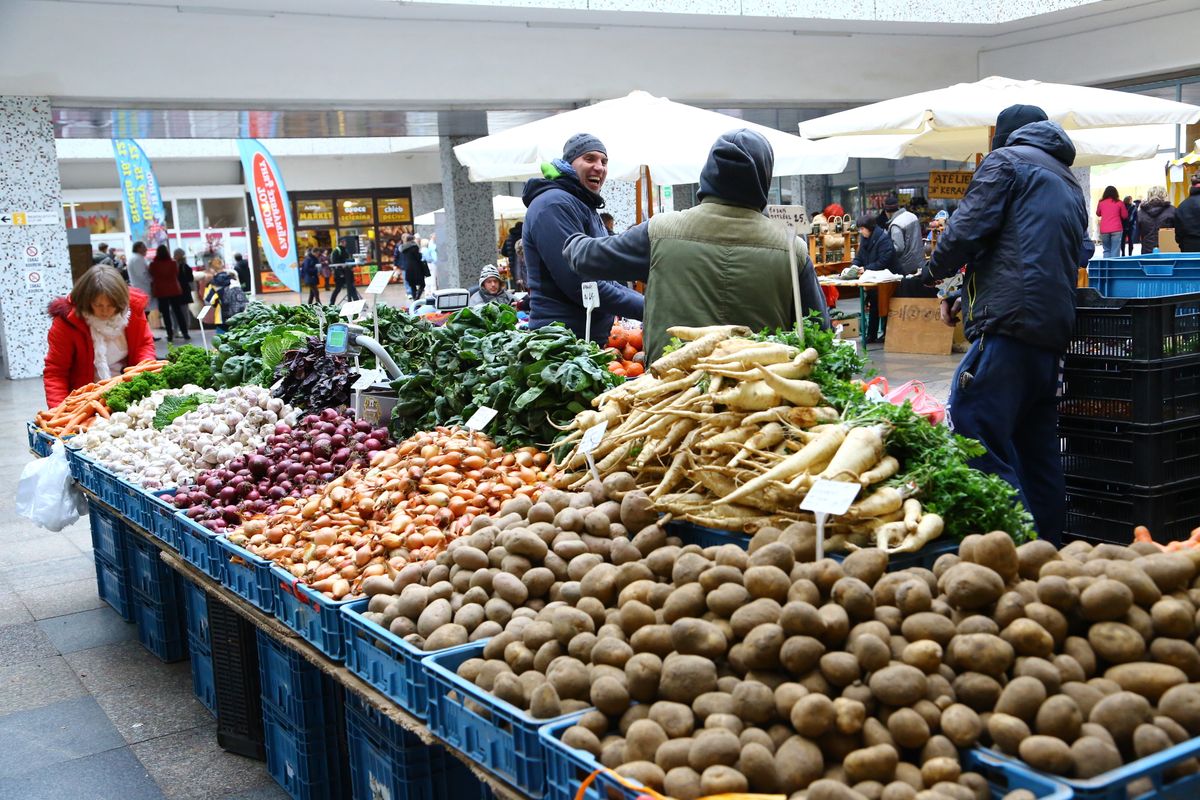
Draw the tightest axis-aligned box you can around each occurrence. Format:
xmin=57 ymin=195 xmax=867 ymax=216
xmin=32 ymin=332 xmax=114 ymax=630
xmin=238 ymin=139 xmax=299 ymax=292
xmin=296 ymin=199 xmax=334 ymax=227
xmin=376 ymin=197 xmax=412 ymax=224
xmin=928 ymin=170 xmax=974 ymax=200
xmin=338 ymin=197 xmax=374 ymax=226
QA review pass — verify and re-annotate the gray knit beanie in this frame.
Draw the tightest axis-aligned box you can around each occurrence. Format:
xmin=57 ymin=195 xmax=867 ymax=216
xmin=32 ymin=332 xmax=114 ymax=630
xmin=563 ymin=133 xmax=607 ymax=163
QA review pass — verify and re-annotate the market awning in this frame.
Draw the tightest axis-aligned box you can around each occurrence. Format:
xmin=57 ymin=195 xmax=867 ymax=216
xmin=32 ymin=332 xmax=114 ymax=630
xmin=453 ymin=91 xmax=848 ymax=184
xmin=414 ymin=195 xmax=526 ymax=226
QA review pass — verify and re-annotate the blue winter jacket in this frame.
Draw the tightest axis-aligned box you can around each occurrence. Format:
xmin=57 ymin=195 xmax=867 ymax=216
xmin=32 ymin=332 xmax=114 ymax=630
xmin=522 ymin=164 xmax=644 ymax=344
xmin=928 ymin=121 xmax=1094 ymax=353
xmin=852 ymin=226 xmax=897 ymax=272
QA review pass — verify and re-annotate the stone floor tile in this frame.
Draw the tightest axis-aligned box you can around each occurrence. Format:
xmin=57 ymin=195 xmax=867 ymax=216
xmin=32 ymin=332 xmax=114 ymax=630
xmin=0 ymin=654 xmax=86 ymax=715
xmin=0 ymin=591 xmax=32 ymax=628
xmin=0 ymin=620 xmax=58 ymax=667
xmin=0 ymin=535 xmax=84 ymax=568
xmin=132 ymin=726 xmax=283 ymax=800
xmin=38 ymin=606 xmax=136 ymax=655
xmin=0 ymin=696 xmax=126 ymax=778
xmin=66 ymin=640 xmax=185 ymax=695
xmin=0 ymin=553 xmax=97 ymax=591
xmin=92 ymin=672 xmax=213 ymax=745
xmin=0 ymin=745 xmax=165 ymax=800
xmin=17 ymin=576 xmax=104 ymax=620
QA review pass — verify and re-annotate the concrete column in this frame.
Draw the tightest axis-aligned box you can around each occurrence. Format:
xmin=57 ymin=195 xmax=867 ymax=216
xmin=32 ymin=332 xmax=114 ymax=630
xmin=411 ymin=182 xmax=443 ymax=240
xmin=670 ymin=184 xmax=699 ymax=211
xmin=438 ymin=135 xmax=495 ymax=289
xmin=1072 ymin=167 xmax=1094 ymax=240
xmin=602 ymin=180 xmax=638 ymax=233
xmin=0 ymin=96 xmax=72 ymax=380
xmin=801 ymin=175 xmax=831 ymax=214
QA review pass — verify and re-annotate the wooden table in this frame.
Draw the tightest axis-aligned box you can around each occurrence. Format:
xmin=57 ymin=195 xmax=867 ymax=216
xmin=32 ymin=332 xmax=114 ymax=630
xmin=820 ymin=276 xmax=904 ymax=350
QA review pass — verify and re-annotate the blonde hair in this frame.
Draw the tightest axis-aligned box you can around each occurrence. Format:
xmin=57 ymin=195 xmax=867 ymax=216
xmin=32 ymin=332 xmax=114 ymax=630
xmin=72 ymin=265 xmax=129 ymax=313
xmin=1146 ymin=186 xmax=1168 ymax=203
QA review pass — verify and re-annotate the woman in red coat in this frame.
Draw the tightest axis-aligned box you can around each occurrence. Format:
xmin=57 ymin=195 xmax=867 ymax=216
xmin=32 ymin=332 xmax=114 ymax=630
xmin=149 ymin=243 xmax=189 ymax=342
xmin=43 ymin=265 xmax=157 ymax=407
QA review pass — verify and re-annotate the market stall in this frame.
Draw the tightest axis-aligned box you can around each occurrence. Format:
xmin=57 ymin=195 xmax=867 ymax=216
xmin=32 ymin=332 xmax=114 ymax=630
xmin=23 ymin=297 xmax=1200 ymax=800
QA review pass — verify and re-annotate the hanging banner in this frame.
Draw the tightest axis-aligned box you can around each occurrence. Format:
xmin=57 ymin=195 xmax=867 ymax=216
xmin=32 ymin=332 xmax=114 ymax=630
xmin=111 ymin=139 xmax=169 ymax=251
xmin=238 ymin=139 xmax=299 ymax=292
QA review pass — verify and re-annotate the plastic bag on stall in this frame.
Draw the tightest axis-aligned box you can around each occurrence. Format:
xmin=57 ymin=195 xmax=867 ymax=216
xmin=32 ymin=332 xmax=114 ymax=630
xmin=16 ymin=441 xmax=86 ymax=531
xmin=863 ymin=377 xmax=947 ymax=425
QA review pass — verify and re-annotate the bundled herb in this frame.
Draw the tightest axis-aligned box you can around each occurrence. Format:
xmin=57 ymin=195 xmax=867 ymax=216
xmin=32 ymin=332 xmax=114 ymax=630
xmin=104 ymin=345 xmax=217 ymax=412
xmin=272 ymin=337 xmax=356 ymax=411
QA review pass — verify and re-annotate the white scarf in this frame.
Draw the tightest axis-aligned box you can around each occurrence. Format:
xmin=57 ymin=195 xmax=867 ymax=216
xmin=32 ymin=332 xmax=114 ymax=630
xmin=83 ymin=307 xmax=131 ymax=380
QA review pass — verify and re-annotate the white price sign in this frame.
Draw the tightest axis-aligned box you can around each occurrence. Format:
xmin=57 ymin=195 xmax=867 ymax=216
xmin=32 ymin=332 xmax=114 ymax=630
xmin=352 ymin=368 xmax=386 ymax=392
xmin=366 ymin=271 xmax=394 ymax=295
xmin=340 ymin=300 xmax=366 ymax=319
xmin=580 ymin=282 xmax=600 ymax=310
xmin=465 ymin=405 xmax=498 ymax=432
xmin=579 ymin=420 xmax=608 ymax=455
xmin=198 ymin=303 xmax=215 ymax=322
xmin=801 ymin=479 xmax=862 ymax=516
xmin=764 ymin=204 xmax=808 ymax=225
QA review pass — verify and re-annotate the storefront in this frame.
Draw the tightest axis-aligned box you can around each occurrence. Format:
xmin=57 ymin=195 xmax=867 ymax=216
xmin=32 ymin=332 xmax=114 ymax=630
xmin=249 ymin=188 xmax=415 ymax=293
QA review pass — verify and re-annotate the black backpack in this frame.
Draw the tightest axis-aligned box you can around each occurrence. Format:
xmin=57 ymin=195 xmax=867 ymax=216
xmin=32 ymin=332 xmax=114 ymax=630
xmin=219 ymin=283 xmax=249 ymax=319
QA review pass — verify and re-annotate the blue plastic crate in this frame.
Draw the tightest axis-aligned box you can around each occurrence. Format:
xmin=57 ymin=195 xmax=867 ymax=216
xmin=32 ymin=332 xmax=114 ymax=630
xmin=984 ymin=738 xmax=1200 ymax=800
xmin=146 ymin=490 xmax=181 ymax=550
xmin=188 ymin=633 xmax=217 ymax=716
xmin=343 ymin=599 xmax=478 ymax=721
xmin=125 ymin=533 xmax=176 ymax=599
xmin=669 ymin=520 xmax=958 ymax=572
xmin=88 ymin=503 xmax=128 ymax=566
xmin=93 ymin=550 xmax=133 ymax=621
xmin=262 ymin=704 xmax=346 ymax=800
xmin=424 ymin=643 xmax=576 ymax=798
xmin=115 ymin=475 xmax=154 ymax=532
xmin=91 ymin=461 xmax=126 ymax=511
xmin=175 ymin=512 xmax=225 ymax=581
xmin=66 ymin=446 xmax=96 ymax=488
xmin=1088 ymin=253 xmax=1200 ymax=298
xmin=257 ymin=631 xmax=330 ymax=721
xmin=26 ymin=421 xmax=56 ymax=458
xmin=131 ymin=583 xmax=188 ymax=663
xmin=965 ymin=750 xmax=1073 ymax=800
xmin=183 ymin=579 xmax=210 ymax=650
xmin=345 ymin=691 xmax=443 ymax=800
xmin=271 ymin=566 xmax=356 ymax=662
xmin=213 ymin=535 xmax=276 ymax=614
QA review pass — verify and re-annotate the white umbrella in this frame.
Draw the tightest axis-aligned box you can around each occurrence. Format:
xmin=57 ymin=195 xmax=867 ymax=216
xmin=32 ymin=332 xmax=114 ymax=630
xmin=799 ymin=76 xmax=1200 ymax=165
xmin=414 ymin=195 xmax=526 ymax=226
xmin=453 ymin=90 xmax=847 ymax=184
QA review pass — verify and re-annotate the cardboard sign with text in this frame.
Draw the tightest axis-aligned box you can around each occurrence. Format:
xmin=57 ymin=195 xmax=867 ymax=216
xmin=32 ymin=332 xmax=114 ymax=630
xmin=928 ymin=170 xmax=974 ymax=200
xmin=885 ymin=298 xmax=954 ymax=355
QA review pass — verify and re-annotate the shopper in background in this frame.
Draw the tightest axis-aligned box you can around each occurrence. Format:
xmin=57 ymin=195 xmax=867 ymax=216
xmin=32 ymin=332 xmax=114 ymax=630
xmin=561 ymin=129 xmax=827 ymax=362
xmin=300 ymin=248 xmax=321 ymax=305
xmin=126 ymin=241 xmax=157 ymax=341
xmin=523 ymin=133 xmax=644 ymax=344
xmin=203 ymin=263 xmax=249 ymax=333
xmin=500 ymin=221 xmax=527 ymax=290
xmin=43 ymin=265 xmax=156 ymax=407
xmin=318 ymin=254 xmax=333 ymax=290
xmin=173 ymin=248 xmax=195 ymax=336
xmin=1175 ymin=174 xmax=1200 ymax=252
xmin=1096 ymin=185 xmax=1128 ymax=259
xmin=92 ymin=242 xmax=114 ymax=266
xmin=149 ymin=244 xmax=189 ymax=342
xmin=852 ymin=213 xmax=897 ymax=344
xmin=924 ymin=103 xmax=1093 ymax=544
xmin=232 ymin=252 xmax=251 ymax=292
xmin=469 ymin=264 xmax=515 ymax=307
xmin=880 ymin=193 xmax=923 ymax=275
xmin=1138 ymin=186 xmax=1177 ymax=253
xmin=398 ymin=233 xmax=427 ymax=302
xmin=600 ymin=213 xmax=616 ymax=235
xmin=1121 ymin=195 xmax=1136 ymax=256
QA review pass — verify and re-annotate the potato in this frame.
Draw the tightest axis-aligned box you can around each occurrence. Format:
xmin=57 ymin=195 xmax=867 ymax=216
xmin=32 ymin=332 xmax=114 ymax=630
xmin=1001 ymin=619 xmax=1055 ymax=658
xmin=700 ymin=765 xmax=748 ymax=794
xmin=1068 ymin=735 xmax=1121 ymax=779
xmin=987 ymin=713 xmax=1031 ymax=755
xmin=662 ymin=766 xmax=702 ymax=800
xmin=1104 ymin=561 xmax=1161 ymax=607
xmin=599 ymin=738 xmax=626 ymax=769
xmin=866 ymin=664 xmax=927 ymax=707
xmin=1152 ymin=638 xmax=1200 ymax=681
xmin=1019 ymin=735 xmax=1072 ymax=776
xmin=881 ymin=781 xmax=918 ymax=800
xmin=820 ymin=652 xmax=862 ymax=688
xmin=745 ymin=566 xmax=791 ymax=603
xmin=791 ymin=693 xmax=836 ymax=738
xmin=819 ymin=604 xmax=851 ymax=647
xmin=902 ymin=612 xmax=957 ymax=648
xmin=775 ymin=736 xmax=825 ymax=793
xmin=833 ymin=577 xmax=877 ymax=621
xmin=834 ymin=697 xmax=867 ymax=736
xmin=630 ymin=625 xmax=674 ymax=658
xmin=940 ymin=563 xmax=1005 ymax=610
xmin=948 ymin=634 xmax=1015 ymax=677
xmin=689 ymin=728 xmax=741 ymax=771
xmin=1012 ymin=539 xmax=1058 ymax=580
xmin=1088 ymin=622 xmax=1146 ymax=664
xmin=424 ymin=624 xmax=469 ymax=650
xmin=1152 ymin=598 xmax=1195 ymax=639
xmin=732 ymin=681 xmax=775 ymax=725
xmin=844 ymin=744 xmax=899 ymax=785
xmin=728 ymin=599 xmax=781 ymax=639
xmin=953 ymin=672 xmax=1003 ymax=712
xmin=663 ymin=583 xmax=707 ymax=624
xmin=1089 ymin=691 xmax=1153 ymax=750
xmin=669 ymin=617 xmax=727 ymax=660
xmin=957 ymin=615 xmax=1000 ymax=637
xmin=1104 ymin=662 xmax=1188 ymax=703
xmin=887 ymin=708 xmax=931 ymax=749
xmin=1079 ymin=578 xmax=1134 ymax=623
xmin=492 ymin=672 xmax=526 ymax=708
xmin=616 ymin=760 xmax=665 ymax=791
xmin=621 ymin=652 xmax=661 ymax=704
xmin=808 ymin=779 xmax=868 ymax=800
xmin=619 ymin=490 xmax=657 ymax=531
xmin=1133 ymin=723 xmax=1173 ymax=760
xmin=971 ymin=532 xmax=1019 ymax=582
xmin=624 ymin=719 xmax=668 ymax=764
xmin=992 ymin=675 xmax=1046 ymax=723
xmin=1160 ymin=683 xmax=1200 ymax=735
xmin=920 ymin=757 xmax=961 ymax=786
xmin=1024 ymin=603 xmax=1068 ymax=647
xmin=940 ymin=703 xmax=983 ymax=748
xmin=546 ymin=658 xmax=589 ymax=701
xmin=1034 ymin=694 xmax=1082 ymax=743
xmin=1136 ymin=553 xmax=1196 ymax=593
xmin=660 ymin=654 xmax=718 ymax=704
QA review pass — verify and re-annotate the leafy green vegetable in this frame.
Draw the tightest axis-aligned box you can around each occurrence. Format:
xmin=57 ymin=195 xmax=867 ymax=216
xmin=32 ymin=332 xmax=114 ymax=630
xmin=153 ymin=393 xmax=216 ymax=429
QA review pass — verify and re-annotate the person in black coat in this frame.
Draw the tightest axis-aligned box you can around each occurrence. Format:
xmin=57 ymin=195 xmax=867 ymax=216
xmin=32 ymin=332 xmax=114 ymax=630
xmin=398 ymin=234 xmax=428 ymax=302
xmin=232 ymin=253 xmax=251 ymax=292
xmin=1139 ymin=186 xmax=1178 ymax=252
xmin=852 ymin=214 xmax=896 ymax=343
xmin=923 ymin=104 xmax=1094 ymax=544
xmin=1177 ymin=174 xmax=1200 ymax=253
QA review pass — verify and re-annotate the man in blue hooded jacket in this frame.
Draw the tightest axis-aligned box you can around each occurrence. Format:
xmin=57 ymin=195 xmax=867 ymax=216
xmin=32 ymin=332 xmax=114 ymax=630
xmin=924 ymin=104 xmax=1095 ymax=544
xmin=522 ymin=134 xmax=644 ymax=344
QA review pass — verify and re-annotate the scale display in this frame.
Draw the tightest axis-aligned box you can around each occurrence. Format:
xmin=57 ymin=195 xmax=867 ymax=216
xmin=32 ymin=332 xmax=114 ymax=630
xmin=325 ymin=323 xmax=350 ymax=355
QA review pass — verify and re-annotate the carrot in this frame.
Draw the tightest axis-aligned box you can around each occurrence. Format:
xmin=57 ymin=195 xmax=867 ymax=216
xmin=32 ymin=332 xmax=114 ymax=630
xmin=1133 ymin=525 xmax=1154 ymax=544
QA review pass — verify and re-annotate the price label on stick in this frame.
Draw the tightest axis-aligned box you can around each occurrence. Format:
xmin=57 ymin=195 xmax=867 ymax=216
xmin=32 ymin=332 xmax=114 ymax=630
xmin=580 ymin=282 xmax=600 ymax=310
xmin=198 ymin=303 xmax=215 ymax=322
xmin=352 ymin=368 xmax=385 ymax=392
xmin=801 ymin=479 xmax=861 ymax=561
xmin=465 ymin=405 xmax=498 ymax=432
xmin=340 ymin=299 xmax=366 ymax=319
xmin=366 ymin=271 xmax=394 ymax=295
xmin=579 ymin=420 xmax=608 ymax=455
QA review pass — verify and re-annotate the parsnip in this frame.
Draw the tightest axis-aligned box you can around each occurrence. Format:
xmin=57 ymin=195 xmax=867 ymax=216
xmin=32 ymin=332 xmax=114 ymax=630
xmin=754 ymin=367 xmax=822 ymax=407
xmin=706 ymin=381 xmax=780 ymax=412
xmin=716 ymin=424 xmax=848 ymax=506
xmin=844 ymin=486 xmax=903 ymax=521
xmin=818 ymin=424 xmax=889 ymax=482
xmin=651 ymin=329 xmax=749 ymax=376
xmin=858 ymin=455 xmax=900 ymax=486
xmin=730 ymin=422 xmax=786 ymax=467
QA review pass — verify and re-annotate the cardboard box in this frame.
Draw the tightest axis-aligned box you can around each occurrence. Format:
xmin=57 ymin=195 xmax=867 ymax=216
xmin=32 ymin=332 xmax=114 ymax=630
xmin=885 ymin=298 xmax=954 ymax=355
xmin=834 ymin=314 xmax=860 ymax=340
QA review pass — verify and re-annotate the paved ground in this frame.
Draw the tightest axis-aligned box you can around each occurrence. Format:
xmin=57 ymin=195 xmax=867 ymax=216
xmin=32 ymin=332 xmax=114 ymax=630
xmin=2 ymin=308 xmax=962 ymax=799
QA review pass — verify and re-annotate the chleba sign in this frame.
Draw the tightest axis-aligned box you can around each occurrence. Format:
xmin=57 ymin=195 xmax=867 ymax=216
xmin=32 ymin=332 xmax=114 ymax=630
xmin=928 ymin=171 xmax=974 ymax=200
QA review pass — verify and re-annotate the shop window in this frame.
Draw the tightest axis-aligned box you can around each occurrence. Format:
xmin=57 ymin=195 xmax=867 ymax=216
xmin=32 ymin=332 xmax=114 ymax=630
xmin=202 ymin=197 xmax=247 ymax=229
xmin=163 ymin=201 xmax=174 ymax=229
xmin=73 ymin=202 xmax=124 ymax=234
xmin=176 ymin=199 xmax=200 ymax=229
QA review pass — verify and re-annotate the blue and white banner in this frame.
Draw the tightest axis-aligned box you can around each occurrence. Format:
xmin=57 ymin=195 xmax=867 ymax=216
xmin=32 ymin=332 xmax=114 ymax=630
xmin=237 ymin=139 xmax=299 ymax=292
xmin=112 ymin=139 xmax=169 ymax=250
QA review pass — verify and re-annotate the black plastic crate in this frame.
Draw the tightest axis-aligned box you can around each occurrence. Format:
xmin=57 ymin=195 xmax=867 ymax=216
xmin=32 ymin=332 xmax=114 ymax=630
xmin=1065 ymin=476 xmax=1200 ymax=545
xmin=1060 ymin=417 xmax=1200 ymax=486
xmin=1059 ymin=358 xmax=1200 ymax=423
xmin=208 ymin=599 xmax=266 ymax=760
xmin=1068 ymin=288 xmax=1200 ymax=362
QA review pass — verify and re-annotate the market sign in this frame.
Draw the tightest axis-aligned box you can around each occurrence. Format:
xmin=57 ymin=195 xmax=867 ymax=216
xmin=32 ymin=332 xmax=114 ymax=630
xmin=296 ymin=199 xmax=334 ymax=227
xmin=238 ymin=139 xmax=299 ymax=292
xmin=111 ymin=139 xmax=169 ymax=249
xmin=376 ymin=197 xmax=412 ymax=224
xmin=338 ymin=197 xmax=374 ymax=226
xmin=928 ymin=170 xmax=974 ymax=200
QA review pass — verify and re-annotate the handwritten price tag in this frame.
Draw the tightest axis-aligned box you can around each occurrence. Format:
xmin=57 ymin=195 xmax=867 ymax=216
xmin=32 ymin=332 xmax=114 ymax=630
xmin=366 ymin=271 xmax=394 ymax=295
xmin=465 ymin=406 xmax=498 ymax=432
xmin=801 ymin=479 xmax=861 ymax=516
xmin=340 ymin=300 xmax=366 ymax=319
xmin=580 ymin=281 xmax=599 ymax=310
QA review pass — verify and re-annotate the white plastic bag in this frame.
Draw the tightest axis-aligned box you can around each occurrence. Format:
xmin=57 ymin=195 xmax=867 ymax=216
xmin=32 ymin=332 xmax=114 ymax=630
xmin=16 ymin=441 xmax=86 ymax=531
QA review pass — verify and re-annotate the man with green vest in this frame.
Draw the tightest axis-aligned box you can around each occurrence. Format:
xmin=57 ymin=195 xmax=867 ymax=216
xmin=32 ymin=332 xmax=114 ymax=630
xmin=562 ymin=129 xmax=830 ymax=363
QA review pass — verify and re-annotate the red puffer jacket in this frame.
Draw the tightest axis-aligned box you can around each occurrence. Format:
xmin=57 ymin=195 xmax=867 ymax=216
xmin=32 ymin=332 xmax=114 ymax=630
xmin=43 ymin=289 xmax=157 ymax=407
xmin=149 ymin=255 xmax=183 ymax=298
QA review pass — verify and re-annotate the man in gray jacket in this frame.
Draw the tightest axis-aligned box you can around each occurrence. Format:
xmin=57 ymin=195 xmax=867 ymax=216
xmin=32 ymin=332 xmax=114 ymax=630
xmin=881 ymin=194 xmax=923 ymax=275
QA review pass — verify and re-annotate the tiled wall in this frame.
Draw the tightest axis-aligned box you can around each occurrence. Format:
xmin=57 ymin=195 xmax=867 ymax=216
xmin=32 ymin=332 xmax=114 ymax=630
xmin=0 ymin=96 xmax=71 ymax=380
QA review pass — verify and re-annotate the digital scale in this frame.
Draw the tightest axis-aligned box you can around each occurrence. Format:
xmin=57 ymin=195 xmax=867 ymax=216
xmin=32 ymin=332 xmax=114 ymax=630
xmin=325 ymin=322 xmax=404 ymax=426
xmin=410 ymin=288 xmax=470 ymax=316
